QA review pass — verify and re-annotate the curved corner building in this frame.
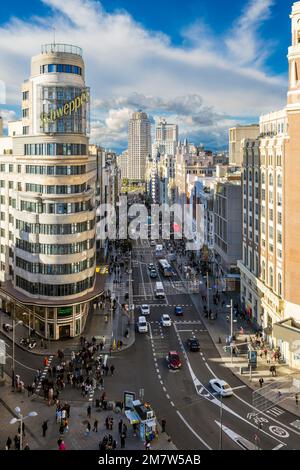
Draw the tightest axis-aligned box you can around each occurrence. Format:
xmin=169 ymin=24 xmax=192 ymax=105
xmin=0 ymin=44 xmax=103 ymax=340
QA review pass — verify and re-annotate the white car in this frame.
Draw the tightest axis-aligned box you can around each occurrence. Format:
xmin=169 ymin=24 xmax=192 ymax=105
xmin=140 ymin=304 xmax=150 ymax=316
xmin=161 ymin=314 xmax=172 ymax=327
xmin=209 ymin=378 xmax=233 ymax=397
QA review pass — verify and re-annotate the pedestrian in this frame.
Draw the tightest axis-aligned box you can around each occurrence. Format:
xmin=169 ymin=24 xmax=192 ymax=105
xmin=110 ymin=365 xmax=115 ymax=376
xmin=161 ymin=418 xmax=166 ymax=433
xmin=122 ymin=423 xmax=127 ymax=437
xmin=24 ymin=443 xmax=30 ymax=450
xmin=120 ymin=432 xmax=126 ymax=449
xmin=87 ymin=405 xmax=91 ymax=419
xmin=93 ymin=420 xmax=98 ymax=432
xmin=85 ymin=421 xmax=91 ymax=436
xmin=42 ymin=420 xmax=48 ymax=437
xmin=118 ymin=419 xmax=123 ymax=435
xmin=59 ymin=440 xmax=66 ymax=450
xmin=259 ymin=377 xmax=264 ymax=388
xmin=5 ymin=436 xmax=12 ymax=450
xmin=296 ymin=393 xmax=299 ymax=407
xmin=59 ymin=422 xmax=65 ymax=435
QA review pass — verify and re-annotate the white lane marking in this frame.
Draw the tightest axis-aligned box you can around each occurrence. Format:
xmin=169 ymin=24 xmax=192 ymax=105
xmin=215 ymin=420 xmax=258 ymax=450
xmin=177 ymin=330 xmax=194 ymax=332
xmin=272 ymin=443 xmax=285 ymax=450
xmin=163 ymin=387 xmax=167 ymax=392
xmin=176 ymin=411 xmax=212 ymax=450
xmin=156 ymin=368 xmax=160 ymax=373
xmin=269 ymin=426 xmax=289 ymax=438
xmin=166 ymin=394 xmax=170 ymax=399
xmin=160 ymin=380 xmax=163 ymax=385
xmin=204 ymin=362 xmax=217 ymax=377
xmin=170 ymin=401 xmax=175 ymax=407
xmin=158 ymin=375 xmax=161 ymax=380
xmin=5 ymin=354 xmax=39 ymax=372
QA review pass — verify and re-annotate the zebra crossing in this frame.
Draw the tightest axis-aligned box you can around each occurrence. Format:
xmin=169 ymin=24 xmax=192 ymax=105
xmin=35 ymin=355 xmax=54 ymax=395
xmin=266 ymin=407 xmax=285 ymax=417
xmin=135 ymin=303 xmax=193 ymax=308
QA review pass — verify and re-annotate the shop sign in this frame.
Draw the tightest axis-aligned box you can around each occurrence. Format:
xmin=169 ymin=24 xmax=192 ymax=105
xmin=40 ymin=88 xmax=89 ymax=124
xmin=124 ymin=391 xmax=135 ymax=410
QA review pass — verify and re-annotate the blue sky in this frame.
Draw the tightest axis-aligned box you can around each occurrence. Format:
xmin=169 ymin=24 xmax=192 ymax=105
xmin=0 ymin=0 xmax=295 ymax=151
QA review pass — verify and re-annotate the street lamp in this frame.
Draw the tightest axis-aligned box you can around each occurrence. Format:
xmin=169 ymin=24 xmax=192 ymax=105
xmin=226 ymin=299 xmax=237 ymax=364
xmin=12 ymin=320 xmax=23 ymax=389
xmin=10 ymin=406 xmax=38 ymax=450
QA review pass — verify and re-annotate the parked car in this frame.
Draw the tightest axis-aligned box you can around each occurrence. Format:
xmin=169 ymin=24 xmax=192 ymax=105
xmin=166 ymin=351 xmax=182 ymax=370
xmin=187 ymin=337 xmax=200 ymax=352
xmin=174 ymin=306 xmax=184 ymax=316
xmin=140 ymin=304 xmax=150 ymax=316
xmin=161 ymin=314 xmax=172 ymax=327
xmin=148 ymin=263 xmax=155 ymax=271
xmin=20 ymin=337 xmax=37 ymax=349
xmin=209 ymin=378 xmax=233 ymax=397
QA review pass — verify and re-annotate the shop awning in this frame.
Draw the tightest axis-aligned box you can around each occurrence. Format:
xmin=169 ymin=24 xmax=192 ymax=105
xmin=273 ymin=318 xmax=300 ymax=346
xmin=125 ymin=410 xmax=140 ymax=424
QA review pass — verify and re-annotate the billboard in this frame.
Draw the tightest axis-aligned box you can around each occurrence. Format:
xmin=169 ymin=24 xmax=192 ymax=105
xmin=37 ymin=85 xmax=90 ymax=134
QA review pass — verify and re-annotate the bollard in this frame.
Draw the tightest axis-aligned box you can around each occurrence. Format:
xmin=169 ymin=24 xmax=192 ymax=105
xmin=218 ymin=337 xmax=222 ymax=344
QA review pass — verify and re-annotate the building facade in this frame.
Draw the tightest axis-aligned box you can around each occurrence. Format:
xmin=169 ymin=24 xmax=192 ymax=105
xmin=0 ymin=43 xmax=103 ymax=340
xmin=127 ymin=111 xmax=151 ymax=181
xmin=229 ymin=125 xmax=260 ymax=166
xmin=155 ymin=118 xmax=178 ymax=156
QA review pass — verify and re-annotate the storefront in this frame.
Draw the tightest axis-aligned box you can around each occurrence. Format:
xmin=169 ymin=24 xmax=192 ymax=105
xmin=273 ymin=318 xmax=300 ymax=369
xmin=125 ymin=400 xmax=157 ymax=442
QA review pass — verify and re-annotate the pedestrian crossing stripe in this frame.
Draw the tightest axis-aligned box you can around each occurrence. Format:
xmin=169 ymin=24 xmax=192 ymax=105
xmin=266 ymin=407 xmax=285 ymax=417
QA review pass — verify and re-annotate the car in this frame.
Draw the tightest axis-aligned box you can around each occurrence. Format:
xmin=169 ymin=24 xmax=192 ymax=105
xmin=150 ymin=241 xmax=156 ymax=246
xmin=161 ymin=314 xmax=172 ymax=327
xmin=187 ymin=337 xmax=200 ymax=352
xmin=166 ymin=351 xmax=182 ymax=370
xmin=150 ymin=269 xmax=158 ymax=279
xmin=137 ymin=316 xmax=148 ymax=333
xmin=174 ymin=306 xmax=184 ymax=316
xmin=2 ymin=323 xmax=13 ymax=332
xmin=140 ymin=304 xmax=150 ymax=316
xmin=209 ymin=378 xmax=233 ymax=397
xmin=148 ymin=263 xmax=155 ymax=271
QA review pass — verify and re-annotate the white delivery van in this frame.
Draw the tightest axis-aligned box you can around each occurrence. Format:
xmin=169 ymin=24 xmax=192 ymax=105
xmin=155 ymin=281 xmax=166 ymax=299
xmin=137 ymin=316 xmax=148 ymax=333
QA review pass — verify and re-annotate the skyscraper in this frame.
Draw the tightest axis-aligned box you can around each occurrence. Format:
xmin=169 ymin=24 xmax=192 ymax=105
xmin=155 ymin=118 xmax=178 ymax=157
xmin=127 ymin=111 xmax=151 ymax=181
xmin=0 ymin=43 xmax=103 ymax=340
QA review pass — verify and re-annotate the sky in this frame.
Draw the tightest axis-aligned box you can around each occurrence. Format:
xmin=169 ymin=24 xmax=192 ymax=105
xmin=0 ymin=0 xmax=294 ymax=152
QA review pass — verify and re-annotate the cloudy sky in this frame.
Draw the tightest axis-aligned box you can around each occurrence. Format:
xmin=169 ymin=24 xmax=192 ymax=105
xmin=0 ymin=0 xmax=292 ymax=151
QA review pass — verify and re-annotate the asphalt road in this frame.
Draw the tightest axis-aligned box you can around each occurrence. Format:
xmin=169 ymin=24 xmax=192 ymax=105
xmin=103 ymin=239 xmax=300 ymax=450
xmin=2 ymin=238 xmax=300 ymax=450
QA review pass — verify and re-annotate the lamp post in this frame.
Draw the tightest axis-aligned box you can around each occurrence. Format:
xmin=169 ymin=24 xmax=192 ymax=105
xmin=10 ymin=406 xmax=38 ymax=450
xmin=22 ymin=312 xmax=30 ymax=338
xmin=226 ymin=299 xmax=234 ymax=364
xmin=12 ymin=320 xmax=23 ymax=389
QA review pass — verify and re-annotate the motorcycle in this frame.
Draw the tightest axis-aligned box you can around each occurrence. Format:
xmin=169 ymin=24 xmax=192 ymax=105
xmin=3 ymin=323 xmax=13 ymax=332
xmin=20 ymin=337 xmax=37 ymax=349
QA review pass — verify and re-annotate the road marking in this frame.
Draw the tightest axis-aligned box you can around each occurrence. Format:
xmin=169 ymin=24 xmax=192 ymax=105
xmin=166 ymin=394 xmax=170 ymax=399
xmin=272 ymin=443 xmax=285 ymax=450
xmin=177 ymin=329 xmax=194 ymax=332
xmin=170 ymin=401 xmax=175 ymax=407
xmin=266 ymin=407 xmax=285 ymax=417
xmin=158 ymin=375 xmax=161 ymax=380
xmin=215 ymin=420 xmax=258 ymax=450
xmin=160 ymin=380 xmax=163 ymax=385
xmin=269 ymin=426 xmax=289 ymax=438
xmin=176 ymin=411 xmax=212 ymax=450
xmin=290 ymin=420 xmax=300 ymax=430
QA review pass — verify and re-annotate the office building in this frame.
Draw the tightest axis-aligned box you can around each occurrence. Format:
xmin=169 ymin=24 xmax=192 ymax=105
xmin=127 ymin=111 xmax=151 ymax=181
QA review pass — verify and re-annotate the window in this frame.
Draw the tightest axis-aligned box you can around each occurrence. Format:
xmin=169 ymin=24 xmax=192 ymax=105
xmin=22 ymin=108 xmax=29 ymax=118
xmin=255 ymin=171 xmax=259 ymax=183
xmin=278 ymin=212 xmax=282 ymax=225
xmin=262 ymin=189 xmax=266 ymax=201
xmin=269 ymin=267 xmax=273 ymax=288
xmin=262 ymin=261 xmax=266 ymax=281
xmin=23 ymin=126 xmax=29 ymax=135
xmin=8 ymin=181 xmax=13 ymax=189
xmin=278 ymin=274 xmax=282 ymax=296
xmin=277 ymin=231 xmax=282 ymax=244
xmin=269 ymin=209 xmax=273 ymax=221
xmin=22 ymin=91 xmax=29 ymax=100
xmin=277 ymin=174 xmax=282 ymax=188
xmin=269 ymin=191 xmax=273 ymax=204
xmin=9 ymin=164 xmax=13 ymax=172
xmin=269 ymin=174 xmax=273 ymax=186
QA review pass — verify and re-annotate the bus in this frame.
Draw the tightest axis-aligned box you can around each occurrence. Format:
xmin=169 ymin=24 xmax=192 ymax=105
xmin=158 ymin=259 xmax=173 ymax=277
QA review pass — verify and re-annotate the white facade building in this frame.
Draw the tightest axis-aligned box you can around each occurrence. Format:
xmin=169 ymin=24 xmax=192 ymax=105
xmin=127 ymin=111 xmax=151 ymax=181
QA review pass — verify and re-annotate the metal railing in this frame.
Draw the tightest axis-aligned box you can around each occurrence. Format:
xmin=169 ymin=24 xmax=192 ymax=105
xmin=41 ymin=43 xmax=83 ymax=56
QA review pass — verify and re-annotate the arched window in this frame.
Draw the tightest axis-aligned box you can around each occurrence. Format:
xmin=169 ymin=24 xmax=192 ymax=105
xmin=269 ymin=173 xmax=273 ymax=186
xmin=269 ymin=267 xmax=273 ymax=289
xmin=278 ymin=273 xmax=282 ymax=297
xmin=277 ymin=174 xmax=282 ymax=188
xmin=261 ymin=172 xmax=265 ymax=185
xmin=255 ymin=171 xmax=259 ymax=183
xmin=262 ymin=261 xmax=266 ymax=281
xmin=249 ymin=171 xmax=252 ymax=182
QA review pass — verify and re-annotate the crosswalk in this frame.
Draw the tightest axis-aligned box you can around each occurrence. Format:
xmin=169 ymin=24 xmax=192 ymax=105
xmin=135 ymin=303 xmax=193 ymax=308
xmin=266 ymin=407 xmax=285 ymax=417
xmin=35 ymin=355 xmax=54 ymax=395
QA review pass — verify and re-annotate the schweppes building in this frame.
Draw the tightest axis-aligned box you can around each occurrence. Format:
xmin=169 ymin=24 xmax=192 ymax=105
xmin=0 ymin=44 xmax=104 ymax=340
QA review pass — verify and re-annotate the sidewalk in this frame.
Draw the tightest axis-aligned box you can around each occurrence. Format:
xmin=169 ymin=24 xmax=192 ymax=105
xmin=0 ymin=374 xmax=176 ymax=451
xmin=0 ymin=270 xmax=135 ymax=358
xmin=173 ymin=249 xmax=300 ymax=418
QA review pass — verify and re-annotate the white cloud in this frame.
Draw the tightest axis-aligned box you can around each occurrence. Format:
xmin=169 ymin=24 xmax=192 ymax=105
xmin=0 ymin=109 xmax=17 ymax=130
xmin=0 ymin=0 xmax=287 ymax=150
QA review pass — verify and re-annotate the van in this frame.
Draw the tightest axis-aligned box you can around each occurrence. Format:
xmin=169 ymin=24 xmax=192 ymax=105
xmin=155 ymin=281 xmax=166 ymax=299
xmin=137 ymin=316 xmax=148 ymax=333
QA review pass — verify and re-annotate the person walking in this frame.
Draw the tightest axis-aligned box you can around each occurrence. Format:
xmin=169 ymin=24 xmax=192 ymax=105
xmin=161 ymin=418 xmax=166 ymax=433
xmin=118 ymin=419 xmax=123 ymax=435
xmin=5 ymin=436 xmax=12 ymax=450
xmin=42 ymin=420 xmax=48 ymax=437
xmin=85 ymin=421 xmax=91 ymax=437
xmin=120 ymin=432 xmax=126 ymax=449
xmin=110 ymin=365 xmax=115 ymax=376
xmin=259 ymin=377 xmax=264 ymax=388
xmin=93 ymin=419 xmax=98 ymax=432
xmin=87 ymin=405 xmax=91 ymax=419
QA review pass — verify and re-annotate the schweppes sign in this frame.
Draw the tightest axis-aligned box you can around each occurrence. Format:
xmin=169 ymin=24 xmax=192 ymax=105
xmin=40 ymin=88 xmax=89 ymax=124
